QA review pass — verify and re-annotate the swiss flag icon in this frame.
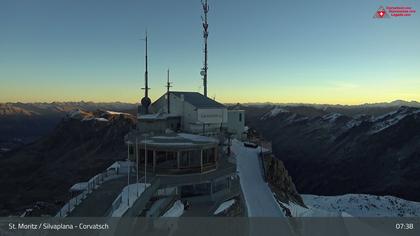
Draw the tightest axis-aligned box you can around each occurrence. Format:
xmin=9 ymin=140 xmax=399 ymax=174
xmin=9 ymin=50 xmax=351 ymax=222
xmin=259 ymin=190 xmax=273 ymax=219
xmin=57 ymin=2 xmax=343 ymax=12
xmin=374 ymin=6 xmax=389 ymax=18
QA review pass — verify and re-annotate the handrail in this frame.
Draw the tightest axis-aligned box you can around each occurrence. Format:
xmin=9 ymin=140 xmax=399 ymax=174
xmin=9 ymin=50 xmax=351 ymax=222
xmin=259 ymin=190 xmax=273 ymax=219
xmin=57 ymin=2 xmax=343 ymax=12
xmin=55 ymin=168 xmax=121 ymax=217
xmin=146 ymin=188 xmax=178 ymax=217
xmin=122 ymin=178 xmax=161 ymax=217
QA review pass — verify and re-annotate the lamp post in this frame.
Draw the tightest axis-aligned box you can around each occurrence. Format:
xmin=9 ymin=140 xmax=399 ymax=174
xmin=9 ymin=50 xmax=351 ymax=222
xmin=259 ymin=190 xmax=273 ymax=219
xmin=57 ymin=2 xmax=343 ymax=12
xmin=136 ymin=138 xmax=139 ymax=197
xmin=143 ymin=134 xmax=148 ymax=186
xmin=127 ymin=141 xmax=130 ymax=206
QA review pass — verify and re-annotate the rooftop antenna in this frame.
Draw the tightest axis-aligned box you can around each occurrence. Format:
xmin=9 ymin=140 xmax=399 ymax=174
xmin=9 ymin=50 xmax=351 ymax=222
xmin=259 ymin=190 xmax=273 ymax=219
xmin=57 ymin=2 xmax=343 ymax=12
xmin=166 ymin=69 xmax=172 ymax=113
xmin=201 ymin=0 xmax=209 ymax=97
xmin=140 ymin=30 xmax=151 ymax=114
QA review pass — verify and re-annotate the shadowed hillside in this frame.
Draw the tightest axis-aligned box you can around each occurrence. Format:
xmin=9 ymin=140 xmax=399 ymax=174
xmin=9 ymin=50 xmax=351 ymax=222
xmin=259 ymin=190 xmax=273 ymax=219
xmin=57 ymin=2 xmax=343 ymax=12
xmin=0 ymin=110 xmax=136 ymax=216
xmin=244 ymin=105 xmax=420 ymax=202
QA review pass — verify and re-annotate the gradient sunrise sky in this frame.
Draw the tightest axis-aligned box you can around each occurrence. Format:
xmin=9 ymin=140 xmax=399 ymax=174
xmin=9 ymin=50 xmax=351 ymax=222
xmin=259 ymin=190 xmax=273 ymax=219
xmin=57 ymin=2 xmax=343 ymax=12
xmin=1 ymin=0 xmax=419 ymax=104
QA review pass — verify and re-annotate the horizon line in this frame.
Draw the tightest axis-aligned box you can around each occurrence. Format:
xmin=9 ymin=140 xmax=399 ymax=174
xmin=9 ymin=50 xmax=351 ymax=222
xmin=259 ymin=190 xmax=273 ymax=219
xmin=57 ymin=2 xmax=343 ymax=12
xmin=1 ymin=99 xmax=419 ymax=107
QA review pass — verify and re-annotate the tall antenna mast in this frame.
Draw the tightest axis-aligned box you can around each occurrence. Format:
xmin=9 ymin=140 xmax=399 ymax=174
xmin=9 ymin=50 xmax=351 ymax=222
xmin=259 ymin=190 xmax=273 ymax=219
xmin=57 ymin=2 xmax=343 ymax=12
xmin=166 ymin=69 xmax=172 ymax=113
xmin=201 ymin=0 xmax=209 ymax=97
xmin=143 ymin=31 xmax=150 ymax=98
xmin=140 ymin=30 xmax=151 ymax=114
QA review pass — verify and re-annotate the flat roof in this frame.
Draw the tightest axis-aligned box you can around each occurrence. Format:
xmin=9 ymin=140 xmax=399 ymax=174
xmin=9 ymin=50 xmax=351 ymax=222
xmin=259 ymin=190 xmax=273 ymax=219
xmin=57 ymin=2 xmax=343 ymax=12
xmin=126 ymin=131 xmax=218 ymax=150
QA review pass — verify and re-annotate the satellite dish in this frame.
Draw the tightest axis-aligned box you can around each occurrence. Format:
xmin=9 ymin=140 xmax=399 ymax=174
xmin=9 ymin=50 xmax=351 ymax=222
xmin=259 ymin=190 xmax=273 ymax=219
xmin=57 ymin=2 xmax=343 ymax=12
xmin=200 ymin=70 xmax=205 ymax=76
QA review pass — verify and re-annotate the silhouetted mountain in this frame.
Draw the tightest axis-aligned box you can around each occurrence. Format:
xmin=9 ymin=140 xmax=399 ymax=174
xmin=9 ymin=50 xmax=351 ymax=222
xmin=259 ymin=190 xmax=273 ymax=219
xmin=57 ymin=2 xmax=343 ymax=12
xmin=233 ymin=100 xmax=420 ymax=109
xmin=0 ymin=110 xmax=136 ymax=216
xmin=0 ymin=102 xmax=137 ymax=117
xmin=245 ymin=105 xmax=420 ymax=202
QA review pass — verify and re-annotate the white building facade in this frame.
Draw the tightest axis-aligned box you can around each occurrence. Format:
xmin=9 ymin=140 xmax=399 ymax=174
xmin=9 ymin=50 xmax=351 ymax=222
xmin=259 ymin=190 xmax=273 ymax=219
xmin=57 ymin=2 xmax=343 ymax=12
xmin=148 ymin=91 xmax=244 ymax=138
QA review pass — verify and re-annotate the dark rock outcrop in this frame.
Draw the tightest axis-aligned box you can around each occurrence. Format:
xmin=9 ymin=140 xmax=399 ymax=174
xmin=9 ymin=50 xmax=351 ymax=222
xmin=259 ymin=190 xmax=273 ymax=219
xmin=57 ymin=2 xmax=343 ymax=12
xmin=262 ymin=153 xmax=305 ymax=207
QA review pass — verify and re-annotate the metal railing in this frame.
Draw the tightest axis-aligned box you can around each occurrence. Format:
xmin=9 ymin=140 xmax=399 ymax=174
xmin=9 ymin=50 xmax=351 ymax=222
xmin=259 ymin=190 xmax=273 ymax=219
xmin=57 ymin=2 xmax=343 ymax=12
xmin=146 ymin=188 xmax=178 ymax=217
xmin=55 ymin=168 xmax=120 ymax=217
xmin=123 ymin=178 xmax=161 ymax=217
xmin=259 ymin=153 xmax=268 ymax=182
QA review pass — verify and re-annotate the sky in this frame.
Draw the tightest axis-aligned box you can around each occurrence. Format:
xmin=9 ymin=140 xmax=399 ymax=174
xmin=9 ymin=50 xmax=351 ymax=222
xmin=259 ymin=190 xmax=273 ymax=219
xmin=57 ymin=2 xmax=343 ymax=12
xmin=0 ymin=0 xmax=419 ymax=105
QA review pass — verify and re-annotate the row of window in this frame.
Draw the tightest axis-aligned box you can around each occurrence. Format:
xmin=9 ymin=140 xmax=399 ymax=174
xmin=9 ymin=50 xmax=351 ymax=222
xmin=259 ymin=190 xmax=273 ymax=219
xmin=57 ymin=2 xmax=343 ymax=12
xmin=130 ymin=147 xmax=217 ymax=169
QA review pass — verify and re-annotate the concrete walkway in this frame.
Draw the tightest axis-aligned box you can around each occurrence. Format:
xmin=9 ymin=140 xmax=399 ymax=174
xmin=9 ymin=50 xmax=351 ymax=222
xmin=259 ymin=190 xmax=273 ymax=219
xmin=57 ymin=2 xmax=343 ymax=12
xmin=232 ymin=140 xmax=284 ymax=217
xmin=182 ymin=202 xmax=213 ymax=217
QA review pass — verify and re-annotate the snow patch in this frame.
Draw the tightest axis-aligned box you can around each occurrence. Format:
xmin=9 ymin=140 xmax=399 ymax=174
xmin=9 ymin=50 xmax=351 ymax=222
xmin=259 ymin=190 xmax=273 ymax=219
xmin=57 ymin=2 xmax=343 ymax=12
xmin=322 ymin=113 xmax=342 ymax=123
xmin=69 ymin=182 xmax=88 ymax=192
xmin=177 ymin=133 xmax=218 ymax=143
xmin=111 ymin=183 xmax=150 ymax=217
xmin=162 ymin=200 xmax=184 ymax=217
xmin=261 ymin=106 xmax=289 ymax=120
xmin=82 ymin=117 xmax=109 ymax=122
xmin=94 ymin=118 xmax=108 ymax=122
xmin=106 ymin=110 xmax=131 ymax=116
xmin=370 ymin=107 xmax=420 ymax=133
xmin=214 ymin=199 xmax=236 ymax=215
xmin=302 ymin=194 xmax=420 ymax=217
xmin=281 ymin=200 xmax=340 ymax=217
xmin=345 ymin=119 xmax=362 ymax=129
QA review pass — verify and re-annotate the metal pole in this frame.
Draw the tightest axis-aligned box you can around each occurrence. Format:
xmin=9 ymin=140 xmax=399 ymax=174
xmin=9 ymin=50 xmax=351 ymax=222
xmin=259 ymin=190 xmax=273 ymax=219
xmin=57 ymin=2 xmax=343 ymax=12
xmin=202 ymin=0 xmax=209 ymax=97
xmin=127 ymin=142 xmax=130 ymax=206
xmin=166 ymin=69 xmax=171 ymax=113
xmin=144 ymin=135 xmax=147 ymax=186
xmin=136 ymin=138 xmax=139 ymax=197
xmin=145 ymin=31 xmax=149 ymax=98
xmin=68 ymin=193 xmax=71 ymax=213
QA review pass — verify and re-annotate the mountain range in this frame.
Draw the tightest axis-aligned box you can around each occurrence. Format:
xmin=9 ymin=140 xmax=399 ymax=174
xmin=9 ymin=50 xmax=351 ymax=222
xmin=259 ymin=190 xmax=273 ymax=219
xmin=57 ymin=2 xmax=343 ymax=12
xmin=0 ymin=110 xmax=136 ymax=216
xmin=1 ymin=100 xmax=420 ymax=216
xmin=231 ymin=100 xmax=420 ymax=109
xmin=244 ymin=104 xmax=420 ymax=202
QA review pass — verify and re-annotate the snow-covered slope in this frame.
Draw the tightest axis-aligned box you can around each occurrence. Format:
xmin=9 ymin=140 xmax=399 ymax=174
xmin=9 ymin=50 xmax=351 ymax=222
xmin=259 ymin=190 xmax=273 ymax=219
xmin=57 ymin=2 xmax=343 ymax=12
xmin=111 ymin=183 xmax=150 ymax=217
xmin=247 ymin=105 xmax=420 ymax=202
xmin=301 ymin=194 xmax=420 ymax=217
xmin=261 ymin=106 xmax=289 ymax=120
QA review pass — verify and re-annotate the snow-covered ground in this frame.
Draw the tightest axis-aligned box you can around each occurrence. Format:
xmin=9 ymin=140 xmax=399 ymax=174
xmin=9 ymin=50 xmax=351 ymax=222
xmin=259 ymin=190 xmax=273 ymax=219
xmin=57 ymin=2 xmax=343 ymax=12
xmin=214 ymin=199 xmax=236 ymax=215
xmin=162 ymin=200 xmax=184 ymax=217
xmin=232 ymin=140 xmax=284 ymax=217
xmin=322 ymin=113 xmax=343 ymax=123
xmin=111 ymin=183 xmax=150 ymax=217
xmin=302 ymin=194 xmax=420 ymax=217
xmin=232 ymin=140 xmax=420 ymax=218
xmin=282 ymin=200 xmax=341 ymax=217
xmin=370 ymin=107 xmax=420 ymax=133
xmin=69 ymin=182 xmax=88 ymax=192
xmin=82 ymin=117 xmax=109 ymax=122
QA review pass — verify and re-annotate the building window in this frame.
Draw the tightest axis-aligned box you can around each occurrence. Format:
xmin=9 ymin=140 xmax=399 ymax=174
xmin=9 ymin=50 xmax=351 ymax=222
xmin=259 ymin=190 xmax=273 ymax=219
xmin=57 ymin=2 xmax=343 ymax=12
xmin=239 ymin=113 xmax=242 ymax=122
xmin=180 ymin=151 xmax=190 ymax=167
xmin=203 ymin=148 xmax=215 ymax=164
